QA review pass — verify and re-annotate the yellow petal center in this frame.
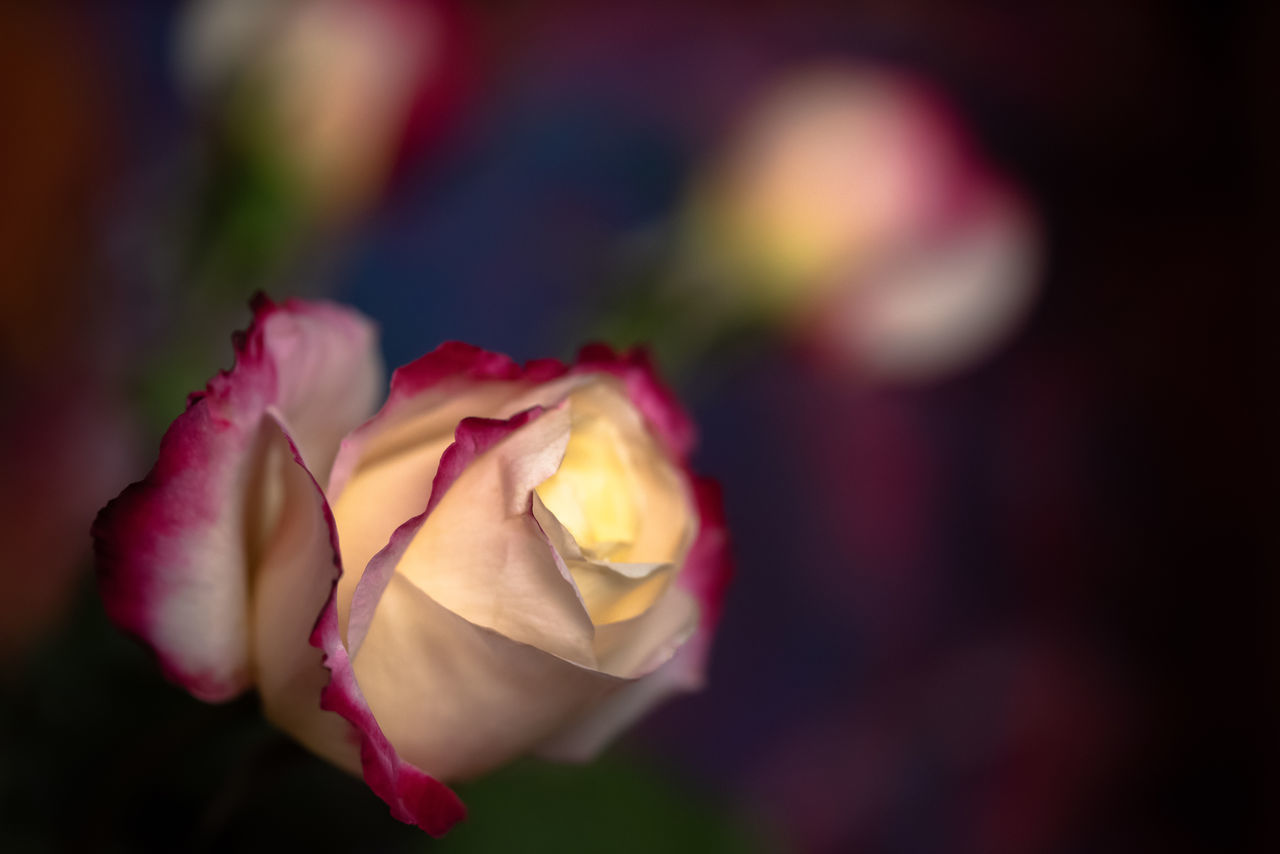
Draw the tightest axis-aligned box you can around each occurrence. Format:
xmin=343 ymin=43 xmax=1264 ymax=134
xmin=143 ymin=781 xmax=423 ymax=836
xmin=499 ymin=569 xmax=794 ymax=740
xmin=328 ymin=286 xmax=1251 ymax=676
xmin=534 ymin=380 xmax=696 ymax=627
xmin=536 ymin=409 xmax=638 ymax=561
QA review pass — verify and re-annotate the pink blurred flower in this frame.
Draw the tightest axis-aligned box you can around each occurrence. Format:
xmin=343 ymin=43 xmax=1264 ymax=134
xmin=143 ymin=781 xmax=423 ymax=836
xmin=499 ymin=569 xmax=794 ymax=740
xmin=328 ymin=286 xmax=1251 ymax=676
xmin=687 ymin=64 xmax=1041 ymax=381
xmin=176 ymin=0 xmax=472 ymax=223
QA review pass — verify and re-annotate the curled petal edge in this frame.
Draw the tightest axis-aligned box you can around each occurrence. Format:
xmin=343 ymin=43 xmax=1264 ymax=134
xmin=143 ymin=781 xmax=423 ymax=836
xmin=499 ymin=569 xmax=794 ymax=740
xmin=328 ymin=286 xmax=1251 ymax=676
xmin=569 ymin=343 xmax=697 ymax=461
xmin=310 ymin=409 xmax=553 ymax=835
xmin=680 ymin=476 xmax=733 ymax=640
xmin=329 ymin=340 xmax=695 ymax=498
xmin=343 ymin=407 xmax=548 ymax=657
xmin=327 ymin=341 xmax=562 ymax=497
xmin=535 ymin=474 xmax=732 ymax=761
xmin=93 ymin=295 xmax=376 ymax=701
xmin=308 ymin=493 xmax=467 ymax=836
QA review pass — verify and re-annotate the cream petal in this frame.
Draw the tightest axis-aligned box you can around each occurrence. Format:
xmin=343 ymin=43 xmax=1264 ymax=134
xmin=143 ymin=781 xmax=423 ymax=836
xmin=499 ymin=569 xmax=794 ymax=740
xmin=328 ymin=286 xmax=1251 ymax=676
xmin=335 ymin=383 xmax=524 ymax=492
xmin=567 ymin=344 xmax=698 ymax=460
xmin=538 ymin=476 xmax=734 ymax=761
xmin=329 ymin=351 xmax=582 ymax=641
xmin=331 ymin=431 xmax=452 ymax=638
xmin=330 ymin=389 xmax=517 ymax=640
xmin=394 ymin=405 xmax=598 ymax=668
xmin=593 ymin=585 xmax=699 ymax=678
xmin=353 ymin=572 xmax=619 ymax=781
xmin=563 ymin=559 xmax=675 ymax=627
xmin=329 ymin=362 xmax=674 ymax=647
xmin=327 ymin=343 xmax=575 ymax=504
xmin=531 ymin=491 xmax=585 ymax=561
xmin=251 ymin=415 xmax=359 ymax=773
xmin=532 ymin=492 xmax=677 ymax=629
xmin=311 ymin=533 xmax=465 ymax=834
xmin=535 ymin=588 xmax=703 ymax=763
xmin=535 ymin=380 xmax=695 ymax=567
xmin=259 ymin=298 xmax=384 ymax=483
xmin=536 ymin=633 xmax=706 ymax=763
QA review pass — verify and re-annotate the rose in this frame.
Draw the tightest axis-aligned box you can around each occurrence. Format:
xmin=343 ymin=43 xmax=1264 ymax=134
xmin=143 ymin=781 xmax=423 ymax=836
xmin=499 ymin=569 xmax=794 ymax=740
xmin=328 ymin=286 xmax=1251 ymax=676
xmin=93 ymin=296 xmax=731 ymax=835
xmin=678 ymin=64 xmax=1040 ymax=380
xmin=175 ymin=0 xmax=470 ymax=225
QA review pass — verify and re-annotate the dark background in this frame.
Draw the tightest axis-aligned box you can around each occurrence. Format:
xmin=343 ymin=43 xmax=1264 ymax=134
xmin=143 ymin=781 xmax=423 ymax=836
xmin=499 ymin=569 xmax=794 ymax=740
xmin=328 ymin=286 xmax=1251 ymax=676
xmin=0 ymin=1 xmax=1268 ymax=852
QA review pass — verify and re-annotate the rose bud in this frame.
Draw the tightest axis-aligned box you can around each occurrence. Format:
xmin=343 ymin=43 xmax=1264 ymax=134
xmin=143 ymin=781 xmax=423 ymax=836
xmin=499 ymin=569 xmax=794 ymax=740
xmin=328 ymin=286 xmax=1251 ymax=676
xmin=809 ymin=186 xmax=1041 ymax=381
xmin=175 ymin=0 xmax=471 ymax=225
xmin=679 ymin=63 xmax=1040 ymax=381
xmin=93 ymin=296 xmax=731 ymax=835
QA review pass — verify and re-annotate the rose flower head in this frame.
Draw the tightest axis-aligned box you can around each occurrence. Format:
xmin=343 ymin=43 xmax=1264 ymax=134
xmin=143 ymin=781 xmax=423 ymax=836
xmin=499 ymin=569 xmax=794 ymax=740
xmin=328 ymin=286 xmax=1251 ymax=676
xmin=684 ymin=63 xmax=1040 ymax=381
xmin=93 ymin=296 xmax=731 ymax=835
xmin=175 ymin=0 xmax=470 ymax=225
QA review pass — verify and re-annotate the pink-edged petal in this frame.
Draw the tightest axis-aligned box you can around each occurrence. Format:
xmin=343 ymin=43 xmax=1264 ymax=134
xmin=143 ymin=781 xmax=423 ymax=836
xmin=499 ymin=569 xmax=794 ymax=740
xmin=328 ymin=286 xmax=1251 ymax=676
xmin=309 ymin=404 xmax=625 ymax=825
xmin=535 ymin=476 xmax=733 ymax=762
xmin=311 ymin=571 xmax=466 ymax=836
xmin=353 ymin=571 xmax=618 ymax=782
xmin=251 ymin=414 xmax=359 ymax=773
xmin=329 ymin=342 xmax=573 ymax=637
xmin=94 ymin=296 xmax=381 ymax=701
xmin=533 ymin=378 xmax=695 ymax=566
xmin=329 ymin=341 xmax=694 ymax=632
xmin=676 ymin=477 xmax=734 ymax=637
xmin=344 ymin=408 xmax=552 ymax=649
xmin=256 ymin=297 xmax=384 ymax=481
xmin=569 ymin=343 xmax=696 ymax=460
xmin=327 ymin=340 xmax=564 ymax=499
xmin=536 ymin=629 xmax=705 ymax=763
xmin=592 ymin=584 xmax=699 ymax=678
xmin=349 ymin=406 xmax=594 ymax=667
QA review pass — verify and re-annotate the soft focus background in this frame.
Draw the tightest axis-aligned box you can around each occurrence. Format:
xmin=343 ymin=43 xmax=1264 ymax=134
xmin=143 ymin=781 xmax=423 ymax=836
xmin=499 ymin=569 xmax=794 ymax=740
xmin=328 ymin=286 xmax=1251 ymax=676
xmin=0 ymin=1 xmax=1267 ymax=852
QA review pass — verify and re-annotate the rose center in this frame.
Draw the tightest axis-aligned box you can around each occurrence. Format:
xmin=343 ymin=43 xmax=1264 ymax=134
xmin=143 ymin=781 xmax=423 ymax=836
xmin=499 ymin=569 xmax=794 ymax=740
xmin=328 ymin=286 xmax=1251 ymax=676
xmin=535 ymin=410 xmax=639 ymax=561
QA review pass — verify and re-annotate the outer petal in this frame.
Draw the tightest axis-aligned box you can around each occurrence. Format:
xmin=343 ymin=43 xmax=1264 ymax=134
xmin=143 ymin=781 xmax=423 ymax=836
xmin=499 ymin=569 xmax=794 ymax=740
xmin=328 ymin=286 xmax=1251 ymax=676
xmin=535 ymin=635 xmax=703 ymax=763
xmin=673 ymin=477 xmax=734 ymax=639
xmin=93 ymin=296 xmax=382 ymax=701
xmin=533 ymin=378 xmax=695 ymax=565
xmin=327 ymin=340 xmax=561 ymax=500
xmin=309 ymin=406 xmax=597 ymax=831
xmin=569 ymin=343 xmax=697 ymax=461
xmin=385 ymin=407 xmax=600 ymax=668
xmin=330 ymin=341 xmax=690 ymax=505
xmin=312 ymin=565 xmax=467 ymax=836
xmin=329 ymin=342 xmax=569 ymax=638
xmin=537 ymin=477 xmax=733 ymax=761
xmin=355 ymin=569 xmax=619 ymax=783
xmin=344 ymin=408 xmax=591 ymax=661
xmin=251 ymin=414 xmax=360 ymax=774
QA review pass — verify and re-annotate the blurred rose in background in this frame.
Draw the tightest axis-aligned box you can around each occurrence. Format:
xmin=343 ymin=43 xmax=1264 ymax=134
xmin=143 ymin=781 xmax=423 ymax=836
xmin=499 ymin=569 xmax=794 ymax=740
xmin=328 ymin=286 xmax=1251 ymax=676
xmin=176 ymin=0 xmax=469 ymax=228
xmin=110 ymin=0 xmax=473 ymax=440
xmin=599 ymin=61 xmax=1040 ymax=384
xmin=691 ymin=66 xmax=998 ymax=320
xmin=709 ymin=65 xmax=1042 ymax=380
